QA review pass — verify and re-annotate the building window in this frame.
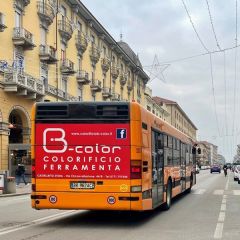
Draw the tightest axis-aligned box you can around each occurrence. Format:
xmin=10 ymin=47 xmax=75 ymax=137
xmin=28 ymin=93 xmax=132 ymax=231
xmin=103 ymin=46 xmax=106 ymax=57
xmin=112 ymin=56 xmax=116 ymax=64
xmin=62 ymin=77 xmax=67 ymax=97
xmin=40 ymin=63 xmax=48 ymax=88
xmin=61 ymin=43 xmax=66 ymax=60
xmin=78 ymin=57 xmax=82 ymax=71
xmin=76 ymin=20 xmax=82 ymax=34
xmin=15 ymin=9 xmax=22 ymax=28
xmin=40 ymin=27 xmax=47 ymax=45
xmin=78 ymin=87 xmax=83 ymax=101
xmin=60 ymin=5 xmax=67 ymax=20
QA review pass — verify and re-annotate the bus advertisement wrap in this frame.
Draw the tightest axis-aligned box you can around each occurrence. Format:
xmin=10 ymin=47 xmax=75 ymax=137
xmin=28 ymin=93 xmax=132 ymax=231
xmin=35 ymin=123 xmax=130 ymax=179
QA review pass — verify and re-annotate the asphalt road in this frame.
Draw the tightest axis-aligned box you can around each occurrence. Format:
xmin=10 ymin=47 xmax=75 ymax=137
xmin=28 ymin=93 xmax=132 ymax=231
xmin=0 ymin=170 xmax=239 ymax=240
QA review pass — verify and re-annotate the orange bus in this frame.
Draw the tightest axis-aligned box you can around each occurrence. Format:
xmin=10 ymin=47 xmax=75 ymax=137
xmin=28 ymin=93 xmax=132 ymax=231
xmin=31 ymin=101 xmax=197 ymax=211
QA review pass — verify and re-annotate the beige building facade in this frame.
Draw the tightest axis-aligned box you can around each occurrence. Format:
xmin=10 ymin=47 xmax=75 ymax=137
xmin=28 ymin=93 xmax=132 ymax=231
xmin=196 ymin=141 xmax=218 ymax=166
xmin=153 ymin=96 xmax=197 ymax=140
xmin=0 ymin=0 xmax=149 ymax=176
xmin=144 ymin=86 xmax=169 ymax=121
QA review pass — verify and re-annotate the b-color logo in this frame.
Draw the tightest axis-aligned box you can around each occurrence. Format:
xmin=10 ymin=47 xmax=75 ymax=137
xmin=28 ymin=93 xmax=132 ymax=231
xmin=43 ymin=128 xmax=67 ymax=153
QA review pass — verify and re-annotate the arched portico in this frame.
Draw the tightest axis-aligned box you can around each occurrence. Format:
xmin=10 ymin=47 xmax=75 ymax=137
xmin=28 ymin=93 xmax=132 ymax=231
xmin=7 ymin=106 xmax=31 ymax=181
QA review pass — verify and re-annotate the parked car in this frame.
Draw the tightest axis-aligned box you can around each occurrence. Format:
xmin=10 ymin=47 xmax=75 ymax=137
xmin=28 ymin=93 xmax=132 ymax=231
xmin=210 ymin=165 xmax=221 ymax=174
xmin=196 ymin=165 xmax=200 ymax=174
xmin=233 ymin=165 xmax=240 ymax=181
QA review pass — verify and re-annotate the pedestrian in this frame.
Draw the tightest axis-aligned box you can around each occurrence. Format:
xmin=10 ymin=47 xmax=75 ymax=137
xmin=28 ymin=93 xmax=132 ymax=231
xmin=15 ymin=164 xmax=29 ymax=186
xmin=223 ymin=164 xmax=228 ymax=177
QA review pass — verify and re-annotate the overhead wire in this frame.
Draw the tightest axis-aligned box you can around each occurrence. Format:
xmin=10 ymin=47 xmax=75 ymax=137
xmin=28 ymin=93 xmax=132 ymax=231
xmin=209 ymin=53 xmax=221 ymax=137
xmin=232 ymin=0 xmax=239 ymax=160
xmin=181 ymin=0 xmax=210 ymax=53
xmin=206 ymin=0 xmax=222 ymax=51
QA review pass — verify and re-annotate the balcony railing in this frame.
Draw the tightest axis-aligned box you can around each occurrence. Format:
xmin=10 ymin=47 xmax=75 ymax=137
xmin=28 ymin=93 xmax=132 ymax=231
xmin=60 ymin=59 xmax=76 ymax=75
xmin=111 ymin=92 xmax=120 ymax=101
xmin=90 ymin=45 xmax=101 ymax=64
xmin=12 ymin=27 xmax=36 ymax=50
xmin=119 ymin=72 xmax=128 ymax=85
xmin=3 ymin=70 xmax=45 ymax=100
xmin=0 ymin=13 xmax=7 ymax=32
xmin=37 ymin=1 xmax=55 ymax=26
xmin=111 ymin=65 xmax=119 ymax=79
xmin=101 ymin=57 xmax=111 ymax=72
xmin=102 ymin=87 xmax=111 ymax=98
xmin=39 ymin=45 xmax=57 ymax=64
xmin=45 ymin=84 xmax=77 ymax=101
xmin=58 ymin=20 xmax=73 ymax=43
xmin=75 ymin=33 xmax=88 ymax=55
xmin=90 ymin=79 xmax=102 ymax=92
xmin=76 ymin=70 xmax=90 ymax=84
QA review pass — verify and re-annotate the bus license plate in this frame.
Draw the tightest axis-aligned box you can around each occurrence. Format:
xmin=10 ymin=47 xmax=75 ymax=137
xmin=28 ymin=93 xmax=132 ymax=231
xmin=70 ymin=182 xmax=95 ymax=189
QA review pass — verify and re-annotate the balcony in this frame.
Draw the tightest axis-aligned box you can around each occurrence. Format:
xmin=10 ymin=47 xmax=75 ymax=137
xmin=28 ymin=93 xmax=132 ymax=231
xmin=58 ymin=20 xmax=73 ymax=43
xmin=2 ymin=70 xmax=45 ymax=100
xmin=0 ymin=60 xmax=8 ymax=73
xmin=111 ymin=65 xmax=119 ymax=79
xmin=12 ymin=27 xmax=36 ymax=50
xmin=39 ymin=45 xmax=57 ymax=64
xmin=102 ymin=87 xmax=111 ymax=98
xmin=119 ymin=72 xmax=128 ymax=85
xmin=90 ymin=79 xmax=102 ymax=92
xmin=60 ymin=59 xmax=76 ymax=75
xmin=90 ymin=45 xmax=101 ymax=65
xmin=76 ymin=70 xmax=90 ymax=85
xmin=45 ymin=84 xmax=77 ymax=101
xmin=111 ymin=92 xmax=120 ymax=101
xmin=75 ymin=33 xmax=88 ymax=55
xmin=23 ymin=0 xmax=30 ymax=6
xmin=0 ymin=13 xmax=7 ymax=32
xmin=37 ymin=1 xmax=55 ymax=27
xmin=101 ymin=57 xmax=111 ymax=72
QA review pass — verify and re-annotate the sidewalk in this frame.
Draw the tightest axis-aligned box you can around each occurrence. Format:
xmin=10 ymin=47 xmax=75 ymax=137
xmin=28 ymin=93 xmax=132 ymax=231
xmin=0 ymin=183 xmax=31 ymax=197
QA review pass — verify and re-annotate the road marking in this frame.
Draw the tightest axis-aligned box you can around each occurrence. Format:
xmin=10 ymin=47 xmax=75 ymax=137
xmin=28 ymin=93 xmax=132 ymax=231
xmin=218 ymin=212 xmax=225 ymax=222
xmin=192 ymin=189 xmax=206 ymax=194
xmin=222 ymin=195 xmax=227 ymax=199
xmin=233 ymin=190 xmax=240 ymax=195
xmin=214 ymin=223 xmax=224 ymax=239
xmin=220 ymin=203 xmax=226 ymax=211
xmin=0 ymin=210 xmax=79 ymax=236
xmin=225 ymin=177 xmax=229 ymax=190
xmin=222 ymin=199 xmax=226 ymax=204
xmin=213 ymin=190 xmax=224 ymax=195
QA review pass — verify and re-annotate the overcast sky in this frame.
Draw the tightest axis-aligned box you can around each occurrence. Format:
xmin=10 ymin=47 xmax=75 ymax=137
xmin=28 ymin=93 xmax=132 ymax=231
xmin=81 ymin=0 xmax=240 ymax=162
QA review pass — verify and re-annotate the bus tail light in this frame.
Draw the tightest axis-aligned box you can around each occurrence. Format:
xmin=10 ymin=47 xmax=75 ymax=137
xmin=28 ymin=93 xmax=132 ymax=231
xmin=32 ymin=166 xmax=36 ymax=178
xmin=32 ymin=184 xmax=36 ymax=192
xmin=131 ymin=160 xmax=142 ymax=179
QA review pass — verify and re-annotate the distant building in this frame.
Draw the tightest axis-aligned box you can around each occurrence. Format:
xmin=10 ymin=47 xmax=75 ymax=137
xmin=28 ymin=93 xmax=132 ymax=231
xmin=197 ymin=141 xmax=218 ymax=166
xmin=153 ymin=96 xmax=197 ymax=140
xmin=217 ymin=154 xmax=226 ymax=165
xmin=196 ymin=142 xmax=211 ymax=166
xmin=144 ymin=87 xmax=169 ymax=121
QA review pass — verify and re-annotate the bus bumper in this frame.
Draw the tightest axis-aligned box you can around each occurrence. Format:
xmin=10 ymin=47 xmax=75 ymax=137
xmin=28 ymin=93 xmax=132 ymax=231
xmin=31 ymin=192 xmax=143 ymax=211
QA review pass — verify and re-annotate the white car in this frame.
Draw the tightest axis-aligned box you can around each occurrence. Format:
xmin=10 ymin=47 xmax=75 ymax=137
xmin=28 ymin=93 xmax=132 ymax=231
xmin=233 ymin=165 xmax=240 ymax=181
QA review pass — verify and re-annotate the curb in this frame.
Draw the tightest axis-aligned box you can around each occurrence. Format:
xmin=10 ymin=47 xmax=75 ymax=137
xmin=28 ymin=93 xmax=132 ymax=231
xmin=0 ymin=192 xmax=31 ymax=198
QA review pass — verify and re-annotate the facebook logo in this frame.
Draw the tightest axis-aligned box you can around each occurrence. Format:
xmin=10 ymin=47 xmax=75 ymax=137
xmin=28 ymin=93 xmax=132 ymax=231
xmin=116 ymin=129 xmax=127 ymax=139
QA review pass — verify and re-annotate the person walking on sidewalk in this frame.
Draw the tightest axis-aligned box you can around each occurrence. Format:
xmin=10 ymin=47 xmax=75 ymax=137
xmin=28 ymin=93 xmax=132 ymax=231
xmin=15 ymin=164 xmax=29 ymax=186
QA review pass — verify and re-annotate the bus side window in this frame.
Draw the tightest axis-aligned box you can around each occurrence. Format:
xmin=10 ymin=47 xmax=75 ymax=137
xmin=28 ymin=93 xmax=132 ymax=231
xmin=186 ymin=145 xmax=190 ymax=165
xmin=167 ymin=136 xmax=173 ymax=166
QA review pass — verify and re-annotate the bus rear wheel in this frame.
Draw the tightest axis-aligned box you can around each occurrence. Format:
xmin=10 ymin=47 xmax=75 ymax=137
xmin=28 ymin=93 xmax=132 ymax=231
xmin=186 ymin=175 xmax=193 ymax=193
xmin=163 ymin=180 xmax=172 ymax=210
